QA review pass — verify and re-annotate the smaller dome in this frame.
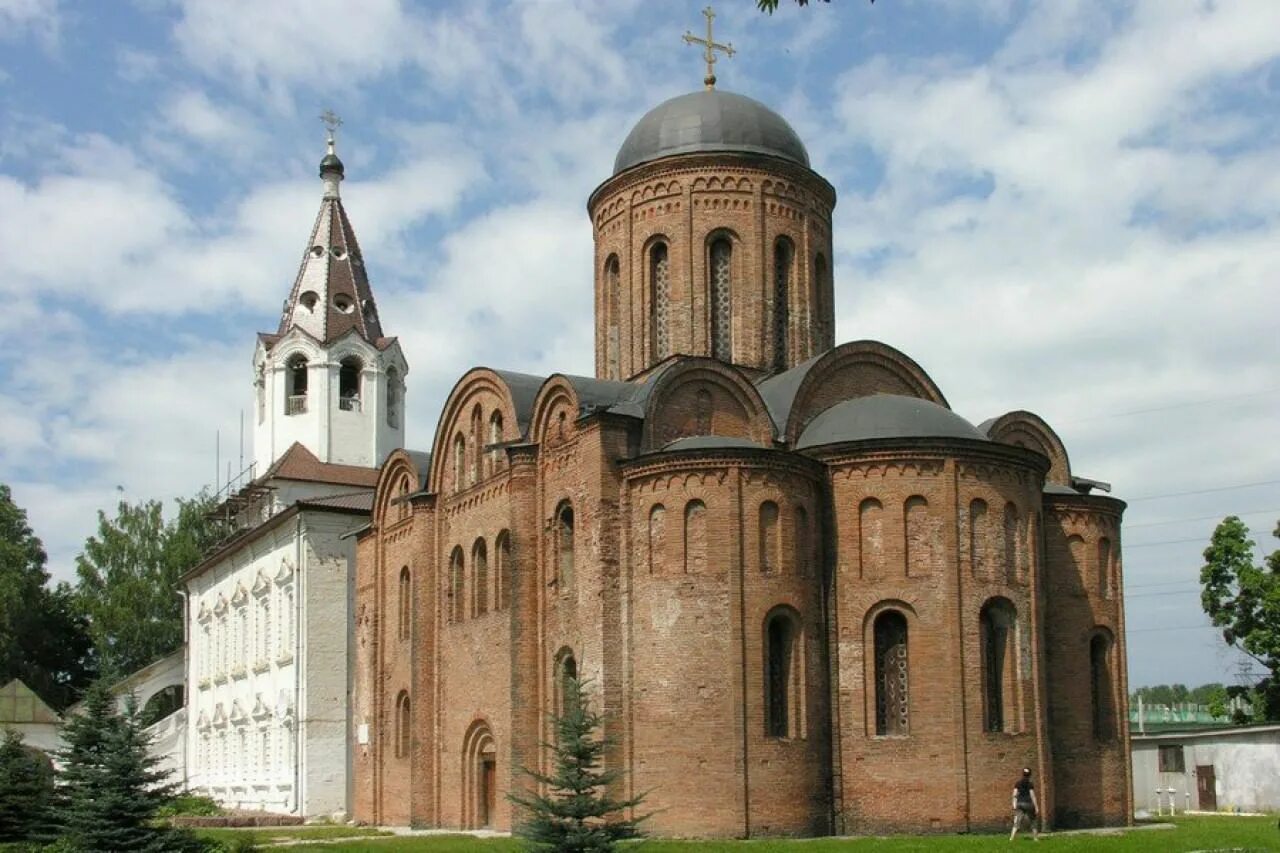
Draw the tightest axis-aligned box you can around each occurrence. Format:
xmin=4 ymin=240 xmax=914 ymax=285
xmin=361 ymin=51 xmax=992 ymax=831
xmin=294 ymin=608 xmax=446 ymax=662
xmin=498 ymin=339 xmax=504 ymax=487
xmin=797 ymin=395 xmax=986 ymax=449
xmin=319 ymin=152 xmax=344 ymax=177
xmin=614 ymin=89 xmax=810 ymax=175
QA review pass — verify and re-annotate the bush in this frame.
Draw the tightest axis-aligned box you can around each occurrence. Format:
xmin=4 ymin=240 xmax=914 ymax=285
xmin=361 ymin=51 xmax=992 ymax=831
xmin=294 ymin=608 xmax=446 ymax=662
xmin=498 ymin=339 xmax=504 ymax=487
xmin=157 ymin=794 xmax=225 ymax=818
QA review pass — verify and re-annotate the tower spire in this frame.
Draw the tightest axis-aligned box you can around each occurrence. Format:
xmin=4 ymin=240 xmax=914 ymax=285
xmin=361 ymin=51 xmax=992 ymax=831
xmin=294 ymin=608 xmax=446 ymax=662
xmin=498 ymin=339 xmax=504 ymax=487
xmin=319 ymin=109 xmax=344 ymax=199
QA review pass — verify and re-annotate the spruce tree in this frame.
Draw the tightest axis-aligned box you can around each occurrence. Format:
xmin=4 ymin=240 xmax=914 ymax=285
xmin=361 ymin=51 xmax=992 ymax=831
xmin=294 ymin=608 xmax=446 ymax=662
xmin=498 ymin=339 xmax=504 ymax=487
xmin=509 ymin=678 xmax=647 ymax=853
xmin=0 ymin=728 xmax=55 ymax=843
xmin=55 ymin=683 xmax=203 ymax=852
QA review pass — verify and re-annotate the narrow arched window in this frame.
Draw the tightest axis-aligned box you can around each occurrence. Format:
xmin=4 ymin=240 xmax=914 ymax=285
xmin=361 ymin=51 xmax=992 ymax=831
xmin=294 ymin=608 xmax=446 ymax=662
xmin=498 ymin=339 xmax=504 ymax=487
xmin=555 ymin=650 xmax=578 ymax=723
xmin=764 ymin=608 xmax=802 ymax=738
xmin=449 ymin=547 xmax=465 ymax=623
xmin=495 ymin=531 xmax=511 ymax=611
xmin=859 ymin=498 xmax=884 ymax=579
xmin=398 ymin=567 xmax=410 ymax=641
xmin=813 ymin=252 xmax=829 ymax=347
xmin=694 ymin=388 xmax=712 ymax=434
xmin=472 ymin=538 xmax=488 ymax=618
xmin=255 ymin=365 xmax=266 ymax=424
xmin=286 ymin=354 xmax=308 ymax=415
xmin=604 ymin=254 xmax=621 ymax=380
xmin=647 ymin=504 xmax=666 ymax=574
xmin=1068 ymin=534 xmax=1087 ymax=597
xmin=980 ymin=598 xmax=1017 ymax=733
xmin=339 ymin=356 xmax=362 ymax=411
xmin=1097 ymin=537 xmax=1112 ymax=599
xmin=684 ymin=499 xmax=707 ymax=574
xmin=773 ymin=237 xmax=793 ymax=371
xmin=1003 ymin=503 xmax=1020 ymax=584
xmin=969 ymin=499 xmax=988 ymax=577
xmin=650 ymin=242 xmax=670 ymax=360
xmin=759 ymin=501 xmax=780 ymax=574
xmin=904 ymin=496 xmax=929 ymax=577
xmin=709 ymin=237 xmax=733 ymax=362
xmin=396 ymin=474 xmax=411 ymax=521
xmin=1091 ymin=632 xmax=1115 ymax=740
xmin=453 ymin=433 xmax=466 ymax=492
xmin=874 ymin=610 xmax=909 ymax=736
xmin=488 ymin=412 xmax=504 ymax=476
xmin=386 ymin=367 xmax=401 ymax=428
xmin=469 ymin=405 xmax=482 ymax=485
xmin=395 ymin=691 xmax=411 ymax=759
xmin=794 ymin=506 xmax=809 ymax=576
xmin=555 ymin=501 xmax=574 ymax=591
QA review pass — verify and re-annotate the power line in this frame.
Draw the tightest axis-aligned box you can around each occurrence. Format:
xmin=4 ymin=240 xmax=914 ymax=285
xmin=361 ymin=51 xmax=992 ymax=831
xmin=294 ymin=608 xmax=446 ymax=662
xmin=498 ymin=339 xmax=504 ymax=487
xmin=1131 ymin=584 xmax=1198 ymax=596
xmin=1126 ymin=507 xmax=1280 ymax=529
xmin=1125 ymin=527 xmax=1269 ymax=549
xmin=1124 ymin=479 xmax=1280 ymax=503
xmin=1127 ymin=624 xmax=1220 ymax=634
xmin=1126 ymin=579 xmax=1199 ymax=590
xmin=1056 ymin=387 xmax=1280 ymax=425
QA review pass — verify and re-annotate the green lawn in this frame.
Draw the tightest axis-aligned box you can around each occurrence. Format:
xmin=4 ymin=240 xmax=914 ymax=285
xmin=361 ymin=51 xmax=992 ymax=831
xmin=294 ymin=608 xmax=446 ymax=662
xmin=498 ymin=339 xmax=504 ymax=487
xmin=195 ymin=824 xmax=393 ymax=845
xmin=264 ymin=816 xmax=1277 ymax=852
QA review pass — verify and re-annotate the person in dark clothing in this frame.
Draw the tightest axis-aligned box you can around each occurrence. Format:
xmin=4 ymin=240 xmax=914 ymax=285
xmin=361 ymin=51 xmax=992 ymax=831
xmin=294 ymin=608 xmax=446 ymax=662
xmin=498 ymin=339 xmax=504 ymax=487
xmin=1010 ymin=767 xmax=1040 ymax=840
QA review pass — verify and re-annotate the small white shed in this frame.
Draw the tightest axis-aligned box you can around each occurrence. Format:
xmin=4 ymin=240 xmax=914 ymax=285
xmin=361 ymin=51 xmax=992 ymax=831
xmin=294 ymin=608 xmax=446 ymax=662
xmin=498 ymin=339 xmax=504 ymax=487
xmin=1131 ymin=724 xmax=1280 ymax=813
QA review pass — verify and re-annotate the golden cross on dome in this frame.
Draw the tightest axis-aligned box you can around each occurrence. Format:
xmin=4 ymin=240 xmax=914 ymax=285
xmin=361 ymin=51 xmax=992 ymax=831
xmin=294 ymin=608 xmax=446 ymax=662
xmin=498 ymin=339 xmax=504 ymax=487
xmin=683 ymin=5 xmax=735 ymax=90
xmin=319 ymin=108 xmax=343 ymax=150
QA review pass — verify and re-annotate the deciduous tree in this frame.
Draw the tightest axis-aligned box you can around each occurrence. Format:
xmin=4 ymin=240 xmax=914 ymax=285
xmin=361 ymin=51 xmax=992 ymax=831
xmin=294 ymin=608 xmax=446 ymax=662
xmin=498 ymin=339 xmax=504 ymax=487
xmin=1200 ymin=516 xmax=1280 ymax=720
xmin=0 ymin=484 xmax=95 ymax=709
xmin=75 ymin=491 xmax=224 ymax=681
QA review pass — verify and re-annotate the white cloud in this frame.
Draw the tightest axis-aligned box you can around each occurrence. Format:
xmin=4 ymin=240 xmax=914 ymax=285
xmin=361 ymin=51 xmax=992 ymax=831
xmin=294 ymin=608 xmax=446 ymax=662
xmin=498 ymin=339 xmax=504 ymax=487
xmin=173 ymin=0 xmax=420 ymax=104
xmin=0 ymin=124 xmax=482 ymax=316
xmin=0 ymin=0 xmax=60 ymax=47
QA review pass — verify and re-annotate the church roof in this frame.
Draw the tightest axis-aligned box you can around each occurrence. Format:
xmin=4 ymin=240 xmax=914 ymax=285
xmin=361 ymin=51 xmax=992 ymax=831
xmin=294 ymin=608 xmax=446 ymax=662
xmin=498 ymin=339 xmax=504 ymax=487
xmin=755 ymin=352 xmax=823 ymax=433
xmin=261 ymin=442 xmax=380 ymax=488
xmin=796 ymin=394 xmax=987 ymax=449
xmin=269 ymin=143 xmax=384 ymax=348
xmin=299 ymin=490 xmax=375 ymax=512
xmin=492 ymin=370 xmax=550 ymax=433
xmin=614 ymin=89 xmax=810 ymax=175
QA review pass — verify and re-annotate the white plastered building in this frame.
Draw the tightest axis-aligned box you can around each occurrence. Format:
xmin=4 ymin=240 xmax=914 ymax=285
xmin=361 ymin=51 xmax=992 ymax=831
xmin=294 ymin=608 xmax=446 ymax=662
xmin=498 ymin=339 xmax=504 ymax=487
xmin=182 ymin=137 xmax=407 ymax=816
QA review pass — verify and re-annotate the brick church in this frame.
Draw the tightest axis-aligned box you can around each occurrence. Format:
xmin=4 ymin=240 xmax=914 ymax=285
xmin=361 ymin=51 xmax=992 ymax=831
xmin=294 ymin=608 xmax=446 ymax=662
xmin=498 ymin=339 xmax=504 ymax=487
xmin=351 ymin=52 xmax=1133 ymax=836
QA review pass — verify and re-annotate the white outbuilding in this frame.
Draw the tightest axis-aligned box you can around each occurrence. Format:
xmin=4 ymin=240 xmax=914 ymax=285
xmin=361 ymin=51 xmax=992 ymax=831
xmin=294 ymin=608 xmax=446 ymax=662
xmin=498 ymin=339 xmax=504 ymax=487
xmin=1131 ymin=724 xmax=1280 ymax=814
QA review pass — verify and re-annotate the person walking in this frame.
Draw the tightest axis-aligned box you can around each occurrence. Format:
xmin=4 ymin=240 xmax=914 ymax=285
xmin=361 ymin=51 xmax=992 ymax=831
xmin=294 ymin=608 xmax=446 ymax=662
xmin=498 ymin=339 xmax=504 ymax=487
xmin=1010 ymin=767 xmax=1040 ymax=841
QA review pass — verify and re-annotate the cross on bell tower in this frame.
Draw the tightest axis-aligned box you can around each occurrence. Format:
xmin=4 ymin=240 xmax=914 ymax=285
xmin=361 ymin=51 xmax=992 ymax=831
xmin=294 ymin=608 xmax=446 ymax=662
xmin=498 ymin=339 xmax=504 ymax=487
xmin=683 ymin=5 xmax=735 ymax=90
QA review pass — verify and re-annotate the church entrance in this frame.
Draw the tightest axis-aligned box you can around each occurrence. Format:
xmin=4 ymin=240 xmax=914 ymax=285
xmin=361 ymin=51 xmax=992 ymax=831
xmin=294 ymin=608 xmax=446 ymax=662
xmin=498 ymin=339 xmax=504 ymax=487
xmin=462 ymin=720 xmax=496 ymax=829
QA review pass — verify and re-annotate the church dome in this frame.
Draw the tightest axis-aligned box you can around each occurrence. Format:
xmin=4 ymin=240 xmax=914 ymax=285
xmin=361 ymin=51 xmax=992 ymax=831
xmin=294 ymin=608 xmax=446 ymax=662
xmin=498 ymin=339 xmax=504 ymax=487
xmin=797 ymin=395 xmax=987 ymax=449
xmin=613 ymin=89 xmax=810 ymax=175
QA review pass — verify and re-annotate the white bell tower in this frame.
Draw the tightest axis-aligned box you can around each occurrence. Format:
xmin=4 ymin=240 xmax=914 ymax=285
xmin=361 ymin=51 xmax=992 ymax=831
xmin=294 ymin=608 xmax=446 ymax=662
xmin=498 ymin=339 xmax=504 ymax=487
xmin=252 ymin=117 xmax=407 ymax=473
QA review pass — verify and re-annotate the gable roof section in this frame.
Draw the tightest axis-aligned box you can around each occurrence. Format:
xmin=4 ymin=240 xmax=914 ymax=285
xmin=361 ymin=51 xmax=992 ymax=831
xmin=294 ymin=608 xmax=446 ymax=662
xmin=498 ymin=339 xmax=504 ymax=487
xmin=262 ymin=442 xmax=379 ymax=488
xmin=0 ymin=679 xmax=60 ymax=724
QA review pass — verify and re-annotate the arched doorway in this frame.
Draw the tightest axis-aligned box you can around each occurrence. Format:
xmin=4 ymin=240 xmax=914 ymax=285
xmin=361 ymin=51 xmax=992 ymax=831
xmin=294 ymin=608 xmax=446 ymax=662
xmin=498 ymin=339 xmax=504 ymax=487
xmin=462 ymin=720 xmax=497 ymax=828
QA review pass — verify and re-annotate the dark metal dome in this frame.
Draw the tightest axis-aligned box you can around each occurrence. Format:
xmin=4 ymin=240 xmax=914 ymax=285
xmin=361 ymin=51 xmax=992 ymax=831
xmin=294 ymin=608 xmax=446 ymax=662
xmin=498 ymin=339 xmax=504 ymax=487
xmin=319 ymin=152 xmax=344 ymax=177
xmin=797 ymin=395 xmax=987 ymax=450
xmin=613 ymin=89 xmax=810 ymax=175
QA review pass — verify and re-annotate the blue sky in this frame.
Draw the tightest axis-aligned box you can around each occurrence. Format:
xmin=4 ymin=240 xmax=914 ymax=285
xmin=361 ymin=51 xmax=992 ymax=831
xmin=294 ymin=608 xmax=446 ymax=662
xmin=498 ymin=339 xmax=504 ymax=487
xmin=2 ymin=0 xmax=1278 ymax=690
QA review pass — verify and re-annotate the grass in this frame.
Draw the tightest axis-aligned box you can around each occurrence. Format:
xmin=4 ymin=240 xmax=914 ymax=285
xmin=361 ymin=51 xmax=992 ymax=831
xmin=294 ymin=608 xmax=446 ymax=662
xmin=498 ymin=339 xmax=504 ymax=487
xmin=195 ymin=824 xmax=394 ymax=845
xmin=261 ymin=815 xmax=1278 ymax=852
